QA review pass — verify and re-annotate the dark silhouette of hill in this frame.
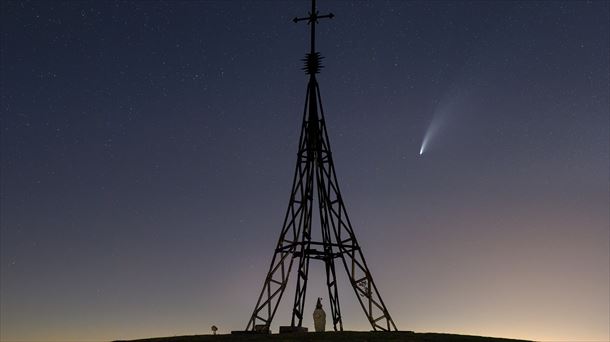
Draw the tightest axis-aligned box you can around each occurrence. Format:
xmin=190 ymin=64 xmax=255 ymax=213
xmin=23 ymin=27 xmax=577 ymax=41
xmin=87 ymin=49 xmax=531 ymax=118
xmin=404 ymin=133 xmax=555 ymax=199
xmin=115 ymin=331 xmax=532 ymax=342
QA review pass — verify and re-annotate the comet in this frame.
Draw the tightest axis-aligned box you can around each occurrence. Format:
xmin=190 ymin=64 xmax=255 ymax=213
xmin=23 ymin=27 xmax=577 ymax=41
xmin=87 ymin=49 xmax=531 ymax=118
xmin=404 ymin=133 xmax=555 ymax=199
xmin=419 ymin=87 xmax=468 ymax=156
xmin=419 ymin=116 xmax=441 ymax=156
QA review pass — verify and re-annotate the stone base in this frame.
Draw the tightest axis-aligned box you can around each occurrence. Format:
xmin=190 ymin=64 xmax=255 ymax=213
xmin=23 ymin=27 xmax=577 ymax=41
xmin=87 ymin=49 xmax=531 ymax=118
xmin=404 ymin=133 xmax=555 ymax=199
xmin=279 ymin=326 xmax=308 ymax=334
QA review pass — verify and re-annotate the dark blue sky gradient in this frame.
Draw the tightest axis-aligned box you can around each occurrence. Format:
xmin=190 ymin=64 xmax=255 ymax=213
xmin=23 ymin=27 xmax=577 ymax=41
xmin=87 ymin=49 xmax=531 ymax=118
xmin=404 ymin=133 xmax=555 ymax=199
xmin=1 ymin=1 xmax=608 ymax=341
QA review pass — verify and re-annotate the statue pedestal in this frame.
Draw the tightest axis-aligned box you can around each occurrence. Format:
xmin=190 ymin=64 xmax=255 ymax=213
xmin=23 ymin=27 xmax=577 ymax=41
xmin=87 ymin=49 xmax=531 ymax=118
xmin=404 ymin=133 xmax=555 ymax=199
xmin=279 ymin=326 xmax=308 ymax=334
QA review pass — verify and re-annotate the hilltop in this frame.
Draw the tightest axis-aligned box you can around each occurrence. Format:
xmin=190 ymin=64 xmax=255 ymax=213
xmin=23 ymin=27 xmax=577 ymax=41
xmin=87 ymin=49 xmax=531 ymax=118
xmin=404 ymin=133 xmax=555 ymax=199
xmin=116 ymin=331 xmax=532 ymax=342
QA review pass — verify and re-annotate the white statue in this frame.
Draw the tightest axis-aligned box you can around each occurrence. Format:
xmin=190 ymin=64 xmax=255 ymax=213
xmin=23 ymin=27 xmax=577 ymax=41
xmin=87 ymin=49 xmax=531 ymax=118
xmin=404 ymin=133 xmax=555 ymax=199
xmin=313 ymin=297 xmax=326 ymax=332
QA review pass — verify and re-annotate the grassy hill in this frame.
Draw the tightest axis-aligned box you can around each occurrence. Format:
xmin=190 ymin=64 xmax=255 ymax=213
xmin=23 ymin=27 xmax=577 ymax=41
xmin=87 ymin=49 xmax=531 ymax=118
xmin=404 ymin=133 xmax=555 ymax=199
xmin=116 ymin=331 xmax=532 ymax=342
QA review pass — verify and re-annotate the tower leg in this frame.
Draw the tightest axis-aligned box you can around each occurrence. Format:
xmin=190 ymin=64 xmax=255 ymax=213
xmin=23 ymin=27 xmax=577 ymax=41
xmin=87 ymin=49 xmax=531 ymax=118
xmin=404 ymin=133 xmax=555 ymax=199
xmin=290 ymin=192 xmax=313 ymax=327
xmin=290 ymin=96 xmax=318 ymax=328
xmin=316 ymin=156 xmax=343 ymax=331
xmin=245 ymin=87 xmax=315 ymax=331
xmin=313 ymin=83 xmax=397 ymax=332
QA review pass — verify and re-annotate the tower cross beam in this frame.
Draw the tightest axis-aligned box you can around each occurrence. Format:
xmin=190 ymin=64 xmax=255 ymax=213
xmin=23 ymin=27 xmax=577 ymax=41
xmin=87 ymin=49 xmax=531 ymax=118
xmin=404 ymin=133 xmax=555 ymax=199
xmin=292 ymin=12 xmax=334 ymax=23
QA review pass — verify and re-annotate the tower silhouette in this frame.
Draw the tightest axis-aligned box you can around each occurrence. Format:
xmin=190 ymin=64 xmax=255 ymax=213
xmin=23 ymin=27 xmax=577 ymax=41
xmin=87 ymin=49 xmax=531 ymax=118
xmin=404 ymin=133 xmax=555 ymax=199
xmin=244 ymin=0 xmax=397 ymax=333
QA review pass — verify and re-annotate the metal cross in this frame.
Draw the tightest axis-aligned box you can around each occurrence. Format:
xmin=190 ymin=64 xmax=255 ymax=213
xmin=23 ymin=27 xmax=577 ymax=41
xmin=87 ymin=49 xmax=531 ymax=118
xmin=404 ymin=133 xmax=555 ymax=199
xmin=293 ymin=0 xmax=334 ymax=54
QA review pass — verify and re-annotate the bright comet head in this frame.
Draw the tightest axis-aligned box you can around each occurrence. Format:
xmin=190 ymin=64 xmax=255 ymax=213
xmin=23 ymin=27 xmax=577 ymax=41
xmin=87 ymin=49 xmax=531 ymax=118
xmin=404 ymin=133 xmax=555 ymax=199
xmin=419 ymin=137 xmax=428 ymax=156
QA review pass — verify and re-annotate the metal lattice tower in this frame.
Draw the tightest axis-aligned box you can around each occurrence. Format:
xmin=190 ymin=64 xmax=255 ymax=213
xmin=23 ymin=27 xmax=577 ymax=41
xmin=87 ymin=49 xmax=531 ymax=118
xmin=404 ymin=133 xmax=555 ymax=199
xmin=244 ymin=0 xmax=397 ymax=333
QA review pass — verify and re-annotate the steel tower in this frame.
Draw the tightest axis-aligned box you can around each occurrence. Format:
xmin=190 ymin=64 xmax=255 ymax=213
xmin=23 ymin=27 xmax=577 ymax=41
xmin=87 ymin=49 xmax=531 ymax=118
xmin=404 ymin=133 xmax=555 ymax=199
xmin=244 ymin=0 xmax=398 ymax=333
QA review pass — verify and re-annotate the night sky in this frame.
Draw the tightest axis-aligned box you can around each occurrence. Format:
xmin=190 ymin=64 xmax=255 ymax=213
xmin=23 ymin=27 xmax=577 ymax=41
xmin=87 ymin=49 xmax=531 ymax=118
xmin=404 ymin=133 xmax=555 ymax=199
xmin=1 ymin=1 xmax=609 ymax=341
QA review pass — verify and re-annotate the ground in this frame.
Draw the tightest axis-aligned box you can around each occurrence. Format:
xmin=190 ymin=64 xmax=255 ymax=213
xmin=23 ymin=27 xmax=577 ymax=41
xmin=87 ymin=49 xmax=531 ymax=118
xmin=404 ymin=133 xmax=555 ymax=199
xmin=115 ymin=331 xmax=532 ymax=342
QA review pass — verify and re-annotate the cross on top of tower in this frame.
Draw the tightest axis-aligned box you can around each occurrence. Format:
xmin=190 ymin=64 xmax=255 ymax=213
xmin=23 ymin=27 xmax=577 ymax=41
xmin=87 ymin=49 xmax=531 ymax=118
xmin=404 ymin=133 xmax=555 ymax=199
xmin=293 ymin=0 xmax=334 ymax=74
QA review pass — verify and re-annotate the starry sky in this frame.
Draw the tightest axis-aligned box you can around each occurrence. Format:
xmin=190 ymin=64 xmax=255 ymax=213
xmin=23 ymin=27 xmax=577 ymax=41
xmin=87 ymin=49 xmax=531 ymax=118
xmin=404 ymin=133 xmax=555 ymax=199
xmin=1 ymin=1 xmax=609 ymax=341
